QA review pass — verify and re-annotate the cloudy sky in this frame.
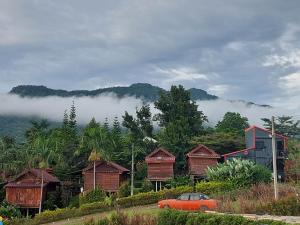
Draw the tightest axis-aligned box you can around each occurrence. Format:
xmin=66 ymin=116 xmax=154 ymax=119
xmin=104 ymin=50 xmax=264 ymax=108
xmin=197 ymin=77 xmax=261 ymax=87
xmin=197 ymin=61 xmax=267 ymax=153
xmin=0 ymin=0 xmax=300 ymax=109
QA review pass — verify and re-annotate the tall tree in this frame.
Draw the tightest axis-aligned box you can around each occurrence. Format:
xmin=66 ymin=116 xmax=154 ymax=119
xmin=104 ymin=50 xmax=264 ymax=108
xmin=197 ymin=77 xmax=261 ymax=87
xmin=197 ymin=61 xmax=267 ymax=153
xmin=154 ymin=85 xmax=207 ymax=170
xmin=216 ymin=112 xmax=249 ymax=135
xmin=261 ymin=116 xmax=300 ymax=137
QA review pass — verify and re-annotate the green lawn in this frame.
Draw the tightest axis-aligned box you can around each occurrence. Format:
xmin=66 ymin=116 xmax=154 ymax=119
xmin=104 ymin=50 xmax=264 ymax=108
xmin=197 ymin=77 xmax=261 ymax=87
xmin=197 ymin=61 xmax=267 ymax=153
xmin=42 ymin=205 xmax=159 ymax=225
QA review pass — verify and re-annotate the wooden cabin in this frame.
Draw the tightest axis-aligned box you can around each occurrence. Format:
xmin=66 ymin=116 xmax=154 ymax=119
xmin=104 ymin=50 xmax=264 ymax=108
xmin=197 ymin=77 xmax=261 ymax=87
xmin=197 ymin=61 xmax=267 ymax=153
xmin=187 ymin=145 xmax=220 ymax=177
xmin=145 ymin=148 xmax=175 ymax=190
xmin=82 ymin=161 xmax=129 ymax=193
xmin=5 ymin=169 xmax=60 ymax=209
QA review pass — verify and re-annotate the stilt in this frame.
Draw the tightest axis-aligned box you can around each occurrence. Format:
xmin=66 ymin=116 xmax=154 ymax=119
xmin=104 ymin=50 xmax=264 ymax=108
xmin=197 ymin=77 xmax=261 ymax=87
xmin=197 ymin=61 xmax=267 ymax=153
xmin=26 ymin=208 xmax=29 ymax=218
xmin=155 ymin=181 xmax=158 ymax=192
xmin=159 ymin=181 xmax=161 ymax=191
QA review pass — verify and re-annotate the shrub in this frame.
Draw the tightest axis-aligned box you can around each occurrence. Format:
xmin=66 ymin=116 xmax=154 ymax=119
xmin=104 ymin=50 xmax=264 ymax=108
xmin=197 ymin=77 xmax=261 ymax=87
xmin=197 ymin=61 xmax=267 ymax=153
xmin=116 ymin=185 xmax=193 ymax=207
xmin=141 ymin=179 xmax=153 ymax=192
xmin=158 ymin=209 xmax=289 ymax=225
xmin=118 ymin=182 xmax=131 ymax=198
xmin=195 ymin=181 xmax=234 ymax=195
xmin=260 ymin=196 xmax=300 ymax=216
xmin=0 ymin=200 xmax=21 ymax=219
xmin=80 ymin=187 xmax=106 ymax=205
xmin=68 ymin=194 xmax=80 ymax=208
xmin=165 ymin=175 xmax=192 ymax=188
xmin=206 ymin=158 xmax=272 ymax=187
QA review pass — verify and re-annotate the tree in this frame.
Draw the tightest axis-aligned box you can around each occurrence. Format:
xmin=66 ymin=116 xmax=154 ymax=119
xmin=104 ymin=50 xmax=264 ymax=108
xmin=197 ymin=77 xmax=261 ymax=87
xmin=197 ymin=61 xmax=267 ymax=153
xmin=154 ymin=85 xmax=207 ymax=170
xmin=190 ymin=132 xmax=245 ymax=155
xmin=261 ymin=116 xmax=300 ymax=137
xmin=88 ymin=149 xmax=101 ymax=190
xmin=216 ymin=112 xmax=249 ymax=135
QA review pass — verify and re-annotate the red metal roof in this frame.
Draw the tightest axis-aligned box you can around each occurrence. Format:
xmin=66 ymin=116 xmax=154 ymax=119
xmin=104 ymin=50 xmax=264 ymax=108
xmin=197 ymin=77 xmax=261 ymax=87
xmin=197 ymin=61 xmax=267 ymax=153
xmin=187 ymin=144 xmax=220 ymax=159
xmin=245 ymin=125 xmax=288 ymax=139
xmin=83 ymin=161 xmax=129 ymax=174
xmin=5 ymin=169 xmax=60 ymax=188
xmin=145 ymin=148 xmax=175 ymax=163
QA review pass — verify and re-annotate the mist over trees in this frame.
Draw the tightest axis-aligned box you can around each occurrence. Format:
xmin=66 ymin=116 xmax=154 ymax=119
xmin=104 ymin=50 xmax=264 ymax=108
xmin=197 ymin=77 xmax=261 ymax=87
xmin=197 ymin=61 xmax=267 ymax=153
xmin=0 ymin=85 xmax=299 ymax=206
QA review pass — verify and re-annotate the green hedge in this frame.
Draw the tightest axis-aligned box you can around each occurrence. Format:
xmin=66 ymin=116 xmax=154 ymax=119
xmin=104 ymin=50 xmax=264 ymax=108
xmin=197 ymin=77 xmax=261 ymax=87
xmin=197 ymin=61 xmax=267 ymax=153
xmin=195 ymin=181 xmax=234 ymax=195
xmin=259 ymin=196 xmax=300 ymax=216
xmin=116 ymin=185 xmax=193 ymax=207
xmin=157 ymin=210 xmax=290 ymax=225
xmin=6 ymin=182 xmax=232 ymax=225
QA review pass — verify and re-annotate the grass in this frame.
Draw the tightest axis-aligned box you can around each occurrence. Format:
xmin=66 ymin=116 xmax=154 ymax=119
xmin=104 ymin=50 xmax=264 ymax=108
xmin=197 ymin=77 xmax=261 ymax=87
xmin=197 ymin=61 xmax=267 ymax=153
xmin=42 ymin=205 xmax=159 ymax=225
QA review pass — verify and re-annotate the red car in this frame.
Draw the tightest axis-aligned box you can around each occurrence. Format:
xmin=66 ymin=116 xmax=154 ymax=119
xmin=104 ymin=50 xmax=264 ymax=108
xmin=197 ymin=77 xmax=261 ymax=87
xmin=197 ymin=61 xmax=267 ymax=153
xmin=158 ymin=193 xmax=217 ymax=211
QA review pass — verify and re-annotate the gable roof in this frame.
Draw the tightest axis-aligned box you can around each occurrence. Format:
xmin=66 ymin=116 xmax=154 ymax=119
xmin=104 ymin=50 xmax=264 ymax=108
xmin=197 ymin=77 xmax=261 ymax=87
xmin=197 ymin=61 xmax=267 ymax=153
xmin=5 ymin=169 xmax=60 ymax=188
xmin=145 ymin=148 xmax=175 ymax=163
xmin=187 ymin=144 xmax=220 ymax=158
xmin=245 ymin=125 xmax=288 ymax=139
xmin=83 ymin=161 xmax=129 ymax=174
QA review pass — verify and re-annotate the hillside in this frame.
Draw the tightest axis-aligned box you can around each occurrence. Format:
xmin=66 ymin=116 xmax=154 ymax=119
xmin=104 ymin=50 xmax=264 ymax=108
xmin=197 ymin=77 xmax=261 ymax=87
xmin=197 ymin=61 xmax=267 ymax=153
xmin=9 ymin=83 xmax=218 ymax=101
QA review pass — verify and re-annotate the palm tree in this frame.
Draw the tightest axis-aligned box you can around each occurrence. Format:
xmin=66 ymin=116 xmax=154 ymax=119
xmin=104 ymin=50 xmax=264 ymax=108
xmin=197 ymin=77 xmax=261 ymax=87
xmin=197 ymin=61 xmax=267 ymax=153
xmin=88 ymin=149 xmax=101 ymax=190
xmin=38 ymin=160 xmax=47 ymax=214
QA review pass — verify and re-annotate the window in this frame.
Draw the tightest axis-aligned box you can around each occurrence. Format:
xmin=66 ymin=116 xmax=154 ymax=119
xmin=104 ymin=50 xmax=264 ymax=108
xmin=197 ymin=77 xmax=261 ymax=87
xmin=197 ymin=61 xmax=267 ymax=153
xmin=256 ymin=141 xmax=265 ymax=150
xmin=189 ymin=194 xmax=200 ymax=200
xmin=277 ymin=141 xmax=283 ymax=151
xmin=178 ymin=194 xmax=189 ymax=200
xmin=200 ymin=194 xmax=209 ymax=200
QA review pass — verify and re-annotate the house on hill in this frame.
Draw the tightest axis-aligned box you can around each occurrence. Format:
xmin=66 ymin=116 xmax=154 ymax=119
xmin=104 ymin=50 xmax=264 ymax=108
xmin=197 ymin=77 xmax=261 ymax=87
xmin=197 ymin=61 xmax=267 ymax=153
xmin=82 ymin=161 xmax=129 ymax=193
xmin=5 ymin=169 xmax=60 ymax=211
xmin=145 ymin=148 xmax=175 ymax=191
xmin=223 ymin=126 xmax=288 ymax=180
xmin=187 ymin=145 xmax=220 ymax=178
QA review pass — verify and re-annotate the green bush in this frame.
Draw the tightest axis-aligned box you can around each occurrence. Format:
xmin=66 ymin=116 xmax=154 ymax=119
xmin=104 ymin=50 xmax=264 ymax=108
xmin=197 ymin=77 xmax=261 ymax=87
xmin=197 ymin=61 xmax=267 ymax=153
xmin=80 ymin=187 xmax=106 ymax=205
xmin=206 ymin=158 xmax=272 ymax=187
xmin=141 ymin=179 xmax=153 ymax=192
xmin=0 ymin=200 xmax=21 ymax=219
xmin=158 ymin=210 xmax=290 ymax=225
xmin=117 ymin=182 xmax=131 ymax=198
xmin=116 ymin=185 xmax=193 ymax=207
xmin=165 ymin=175 xmax=193 ymax=188
xmin=195 ymin=181 xmax=234 ymax=195
xmin=68 ymin=194 xmax=80 ymax=208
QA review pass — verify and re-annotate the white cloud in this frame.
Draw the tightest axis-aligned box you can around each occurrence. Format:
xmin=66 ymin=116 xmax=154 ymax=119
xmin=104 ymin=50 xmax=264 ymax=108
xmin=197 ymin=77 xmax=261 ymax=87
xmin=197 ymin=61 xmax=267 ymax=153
xmin=0 ymin=94 xmax=296 ymax=127
xmin=154 ymin=66 xmax=209 ymax=82
xmin=208 ymin=84 xmax=230 ymax=96
xmin=279 ymin=72 xmax=300 ymax=90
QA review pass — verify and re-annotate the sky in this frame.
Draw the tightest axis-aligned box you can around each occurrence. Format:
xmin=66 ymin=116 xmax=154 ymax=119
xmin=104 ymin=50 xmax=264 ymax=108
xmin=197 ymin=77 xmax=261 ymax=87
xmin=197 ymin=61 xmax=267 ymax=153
xmin=0 ymin=0 xmax=300 ymax=122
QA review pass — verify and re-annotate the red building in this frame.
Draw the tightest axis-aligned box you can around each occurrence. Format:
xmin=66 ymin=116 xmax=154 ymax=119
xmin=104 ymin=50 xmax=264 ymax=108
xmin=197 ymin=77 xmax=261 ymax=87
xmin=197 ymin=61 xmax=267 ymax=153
xmin=82 ymin=161 xmax=129 ymax=193
xmin=145 ymin=148 xmax=175 ymax=191
xmin=187 ymin=145 xmax=220 ymax=177
xmin=5 ymin=169 xmax=60 ymax=209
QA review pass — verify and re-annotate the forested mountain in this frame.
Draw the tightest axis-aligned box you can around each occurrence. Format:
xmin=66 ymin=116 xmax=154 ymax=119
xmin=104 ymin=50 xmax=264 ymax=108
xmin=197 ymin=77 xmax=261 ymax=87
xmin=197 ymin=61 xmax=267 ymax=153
xmin=9 ymin=83 xmax=218 ymax=101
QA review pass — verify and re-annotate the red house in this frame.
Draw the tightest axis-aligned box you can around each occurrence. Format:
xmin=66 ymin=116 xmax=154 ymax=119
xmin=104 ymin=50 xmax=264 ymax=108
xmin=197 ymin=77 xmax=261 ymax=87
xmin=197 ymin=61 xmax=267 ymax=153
xmin=82 ymin=161 xmax=129 ymax=193
xmin=5 ymin=169 xmax=60 ymax=209
xmin=145 ymin=148 xmax=175 ymax=191
xmin=187 ymin=145 xmax=220 ymax=177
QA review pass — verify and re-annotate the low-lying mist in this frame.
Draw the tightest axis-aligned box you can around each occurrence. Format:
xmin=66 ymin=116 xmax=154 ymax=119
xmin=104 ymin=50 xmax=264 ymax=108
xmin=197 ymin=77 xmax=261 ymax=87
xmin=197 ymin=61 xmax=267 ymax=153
xmin=0 ymin=93 xmax=295 ymax=126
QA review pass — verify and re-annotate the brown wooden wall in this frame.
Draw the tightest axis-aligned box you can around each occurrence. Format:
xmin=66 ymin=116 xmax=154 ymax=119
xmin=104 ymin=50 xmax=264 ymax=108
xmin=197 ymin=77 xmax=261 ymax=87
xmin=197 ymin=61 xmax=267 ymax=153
xmin=188 ymin=158 xmax=218 ymax=176
xmin=84 ymin=172 xmax=122 ymax=192
xmin=147 ymin=163 xmax=174 ymax=180
xmin=6 ymin=187 xmax=46 ymax=208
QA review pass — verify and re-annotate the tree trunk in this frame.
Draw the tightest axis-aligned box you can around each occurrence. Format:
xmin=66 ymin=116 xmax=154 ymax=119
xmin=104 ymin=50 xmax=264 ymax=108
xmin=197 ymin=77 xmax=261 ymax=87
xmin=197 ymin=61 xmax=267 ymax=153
xmin=39 ymin=171 xmax=44 ymax=214
xmin=93 ymin=161 xmax=96 ymax=190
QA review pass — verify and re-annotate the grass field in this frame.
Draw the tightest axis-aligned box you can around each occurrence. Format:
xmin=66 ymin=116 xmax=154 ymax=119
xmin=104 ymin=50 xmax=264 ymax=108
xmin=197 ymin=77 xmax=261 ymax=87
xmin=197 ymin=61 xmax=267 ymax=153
xmin=42 ymin=205 xmax=159 ymax=225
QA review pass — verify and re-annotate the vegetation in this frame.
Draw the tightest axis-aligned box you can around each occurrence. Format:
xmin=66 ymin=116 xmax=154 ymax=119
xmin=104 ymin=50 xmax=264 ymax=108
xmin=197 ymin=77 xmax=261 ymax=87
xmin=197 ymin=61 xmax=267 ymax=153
xmin=206 ymin=159 xmax=272 ymax=187
xmin=216 ymin=112 xmax=249 ymax=135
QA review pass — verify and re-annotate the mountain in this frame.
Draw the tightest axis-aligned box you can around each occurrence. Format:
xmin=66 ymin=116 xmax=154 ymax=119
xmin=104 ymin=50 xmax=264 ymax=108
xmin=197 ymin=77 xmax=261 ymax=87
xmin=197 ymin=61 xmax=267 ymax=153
xmin=9 ymin=83 xmax=218 ymax=101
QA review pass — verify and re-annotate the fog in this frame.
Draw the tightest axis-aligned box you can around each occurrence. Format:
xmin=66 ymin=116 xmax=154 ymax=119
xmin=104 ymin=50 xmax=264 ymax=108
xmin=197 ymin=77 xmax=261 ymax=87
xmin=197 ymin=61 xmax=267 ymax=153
xmin=0 ymin=94 xmax=295 ymax=126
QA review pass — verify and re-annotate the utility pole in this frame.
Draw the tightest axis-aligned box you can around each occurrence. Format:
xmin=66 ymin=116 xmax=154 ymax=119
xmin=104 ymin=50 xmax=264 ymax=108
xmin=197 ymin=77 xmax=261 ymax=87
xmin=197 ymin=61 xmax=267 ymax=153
xmin=131 ymin=143 xmax=134 ymax=196
xmin=271 ymin=116 xmax=278 ymax=200
xmin=39 ymin=170 xmax=44 ymax=214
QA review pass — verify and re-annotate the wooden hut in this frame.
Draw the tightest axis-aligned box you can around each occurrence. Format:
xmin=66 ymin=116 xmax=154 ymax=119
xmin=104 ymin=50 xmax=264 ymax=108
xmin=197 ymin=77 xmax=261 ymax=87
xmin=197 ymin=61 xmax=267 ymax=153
xmin=82 ymin=161 xmax=129 ymax=193
xmin=187 ymin=145 xmax=220 ymax=178
xmin=5 ymin=169 xmax=60 ymax=210
xmin=145 ymin=148 xmax=175 ymax=191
